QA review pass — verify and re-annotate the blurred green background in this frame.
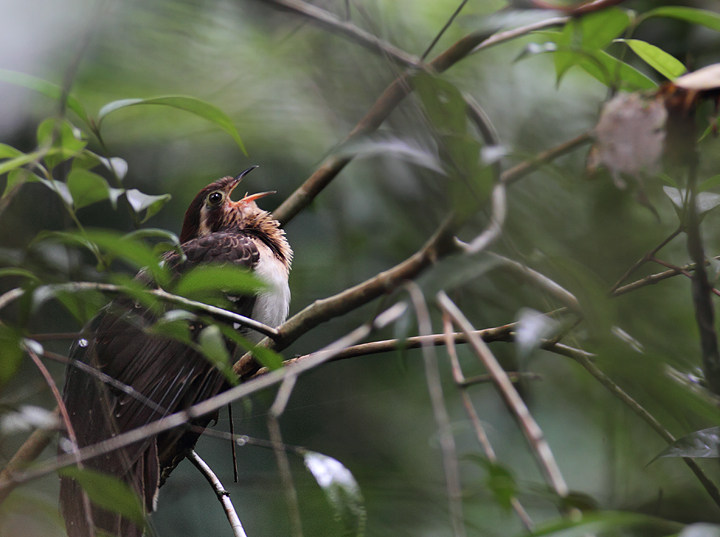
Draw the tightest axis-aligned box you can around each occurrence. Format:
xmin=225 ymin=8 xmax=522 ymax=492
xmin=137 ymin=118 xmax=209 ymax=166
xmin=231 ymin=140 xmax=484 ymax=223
xmin=3 ymin=0 xmax=720 ymax=535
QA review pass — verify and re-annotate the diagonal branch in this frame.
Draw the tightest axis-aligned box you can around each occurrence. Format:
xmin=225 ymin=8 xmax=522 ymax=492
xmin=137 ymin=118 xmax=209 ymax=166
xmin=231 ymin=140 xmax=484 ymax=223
xmin=272 ymin=14 xmax=569 ymax=225
xmin=438 ymin=292 xmax=570 ymax=501
xmin=258 ymin=0 xmax=420 ymax=67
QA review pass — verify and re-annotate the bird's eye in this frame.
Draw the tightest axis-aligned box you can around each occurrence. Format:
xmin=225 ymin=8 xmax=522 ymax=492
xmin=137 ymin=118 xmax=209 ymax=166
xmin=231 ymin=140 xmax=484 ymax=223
xmin=208 ymin=191 xmax=224 ymax=205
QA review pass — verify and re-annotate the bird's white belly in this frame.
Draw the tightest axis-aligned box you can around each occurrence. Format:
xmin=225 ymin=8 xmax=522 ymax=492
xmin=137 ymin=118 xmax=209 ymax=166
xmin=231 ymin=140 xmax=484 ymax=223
xmin=247 ymin=252 xmax=290 ymax=342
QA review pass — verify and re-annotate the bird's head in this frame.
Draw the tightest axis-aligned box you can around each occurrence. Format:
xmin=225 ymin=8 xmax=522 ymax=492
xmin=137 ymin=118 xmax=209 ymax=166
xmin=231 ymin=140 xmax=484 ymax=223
xmin=180 ymin=166 xmax=275 ymax=243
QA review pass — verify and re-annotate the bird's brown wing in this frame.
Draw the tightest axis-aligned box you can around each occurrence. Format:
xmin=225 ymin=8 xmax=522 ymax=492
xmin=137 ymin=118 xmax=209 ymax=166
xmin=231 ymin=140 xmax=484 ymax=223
xmin=60 ymin=231 xmax=260 ymax=537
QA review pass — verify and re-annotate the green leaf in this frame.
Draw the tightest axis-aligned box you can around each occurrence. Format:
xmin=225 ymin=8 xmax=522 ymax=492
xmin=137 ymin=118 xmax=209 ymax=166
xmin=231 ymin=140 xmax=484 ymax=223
xmin=150 ymin=309 xmax=195 ymax=345
xmin=0 ymin=324 xmax=23 ymax=385
xmin=98 ymin=96 xmax=246 ymax=154
xmin=125 ymin=189 xmax=172 ymax=223
xmin=217 ymin=324 xmax=284 ymax=371
xmin=58 ymin=467 xmax=146 ymax=528
xmin=198 ymin=325 xmax=237 ymax=384
xmin=173 ymin=264 xmax=265 ymax=298
xmin=0 ymin=267 xmax=38 ymax=281
xmin=0 ymin=143 xmax=23 ymax=159
xmin=36 ymin=118 xmax=87 ymax=170
xmin=0 ymin=69 xmax=91 ymax=125
xmin=67 ymin=169 xmax=111 ymax=209
xmin=643 ymin=7 xmax=720 ymax=32
xmin=53 ymin=289 xmax=107 ymax=324
xmin=617 ymin=39 xmax=687 ymax=80
xmin=303 ymin=451 xmax=366 ymax=537
xmin=464 ymin=455 xmax=518 ymax=512
xmin=577 ymin=7 xmax=631 ymax=51
xmin=412 ymin=73 xmax=467 ymax=134
xmin=649 ymin=426 xmax=720 ymax=464
xmin=0 ymin=150 xmax=45 ymax=178
xmin=578 ymin=50 xmax=657 ymax=90
xmin=700 ymin=175 xmax=720 ymax=192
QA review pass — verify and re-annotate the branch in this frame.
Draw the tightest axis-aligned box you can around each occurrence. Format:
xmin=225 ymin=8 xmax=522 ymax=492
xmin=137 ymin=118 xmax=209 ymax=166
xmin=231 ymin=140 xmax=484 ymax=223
xmin=568 ymin=351 xmax=720 ymax=509
xmin=685 ymin=158 xmax=720 ymax=395
xmin=258 ymin=0 xmax=420 ymax=67
xmin=500 ymin=131 xmax=593 ymax=186
xmin=272 ymin=15 xmax=568 ymax=225
xmin=188 ymin=450 xmax=248 ymax=537
xmin=234 ymin=218 xmax=456 ymax=377
xmin=0 ymin=303 xmax=407 ymax=492
xmin=408 ymin=284 xmax=465 ymax=537
xmin=438 ymin=292 xmax=570 ymax=500
xmin=0 ymin=282 xmax=279 ymax=339
xmin=442 ymin=314 xmax=534 ymax=530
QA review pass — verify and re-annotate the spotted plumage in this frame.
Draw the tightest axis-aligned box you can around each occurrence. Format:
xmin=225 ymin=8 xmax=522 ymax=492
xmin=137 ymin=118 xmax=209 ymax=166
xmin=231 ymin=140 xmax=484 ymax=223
xmin=60 ymin=168 xmax=292 ymax=537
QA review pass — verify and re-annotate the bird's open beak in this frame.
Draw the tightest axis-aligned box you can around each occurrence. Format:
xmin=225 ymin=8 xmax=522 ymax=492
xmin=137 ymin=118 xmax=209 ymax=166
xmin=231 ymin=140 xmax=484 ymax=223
xmin=227 ymin=167 xmax=275 ymax=206
xmin=229 ymin=166 xmax=260 ymax=194
xmin=241 ymin=191 xmax=276 ymax=203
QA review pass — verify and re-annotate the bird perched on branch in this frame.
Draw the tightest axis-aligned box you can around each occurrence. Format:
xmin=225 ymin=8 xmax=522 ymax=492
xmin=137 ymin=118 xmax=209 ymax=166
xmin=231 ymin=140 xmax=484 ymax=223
xmin=59 ymin=167 xmax=292 ymax=537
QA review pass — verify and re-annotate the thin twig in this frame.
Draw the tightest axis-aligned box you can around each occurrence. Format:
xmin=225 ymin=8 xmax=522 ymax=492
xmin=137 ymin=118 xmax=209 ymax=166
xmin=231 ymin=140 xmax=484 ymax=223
xmin=0 ymin=282 xmax=279 ymax=338
xmin=421 ymin=0 xmax=469 ymax=60
xmin=609 ymin=227 xmax=682 ymax=293
xmin=272 ymin=17 xmax=568 ymax=225
xmin=438 ymin=292 xmax=570 ymax=501
xmin=442 ymin=314 xmax=534 ymax=530
xmin=568 ymin=351 xmax=720 ymax=508
xmin=500 ymin=132 xmax=593 ymax=186
xmin=258 ymin=0 xmax=419 ymax=67
xmin=458 ymin=184 xmax=507 ymax=255
xmin=268 ymin=376 xmax=303 ymax=537
xmin=407 ymin=284 xmax=466 ymax=537
xmin=649 ymin=257 xmax=720 ymax=298
xmin=0 ymin=303 xmax=407 ymax=492
xmin=188 ymin=450 xmax=248 ymax=537
xmin=27 ymin=348 xmax=96 ymax=536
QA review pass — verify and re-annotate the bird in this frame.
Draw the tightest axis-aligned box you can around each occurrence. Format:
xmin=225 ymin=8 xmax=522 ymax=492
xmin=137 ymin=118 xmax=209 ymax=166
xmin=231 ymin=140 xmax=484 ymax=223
xmin=59 ymin=166 xmax=292 ymax=537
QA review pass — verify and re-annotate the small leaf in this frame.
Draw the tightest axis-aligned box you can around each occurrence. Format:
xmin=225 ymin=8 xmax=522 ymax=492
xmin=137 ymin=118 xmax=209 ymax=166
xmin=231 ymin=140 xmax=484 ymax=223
xmin=0 ymin=69 xmax=91 ymax=125
xmin=0 ymin=150 xmax=45 ymax=177
xmin=663 ymin=186 xmax=720 ymax=215
xmin=412 ymin=73 xmax=467 ymax=134
xmin=125 ymin=189 xmax=171 ymax=223
xmin=58 ymin=467 xmax=146 ymax=528
xmin=0 ymin=143 xmax=23 ymax=159
xmin=198 ymin=325 xmax=237 ymax=384
xmin=700 ymin=175 xmax=720 ymax=192
xmin=617 ymin=39 xmax=687 ymax=80
xmin=67 ymin=169 xmax=111 ymax=209
xmin=0 ymin=267 xmax=38 ymax=281
xmin=649 ymin=426 xmax=720 ymax=464
xmin=303 ymin=451 xmax=365 ymax=537
xmin=173 ymin=264 xmax=265 ymax=298
xmin=643 ymin=7 xmax=720 ymax=33
xmin=578 ymin=7 xmax=631 ymax=51
xmin=36 ymin=118 xmax=87 ymax=170
xmin=0 ymin=324 xmax=24 ymax=385
xmin=100 ymin=156 xmax=129 ymax=180
xmin=217 ymin=324 xmax=284 ymax=371
xmin=515 ymin=308 xmax=559 ymax=362
xmin=98 ymin=96 xmax=246 ymax=154
xmin=150 ymin=310 xmax=195 ymax=345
